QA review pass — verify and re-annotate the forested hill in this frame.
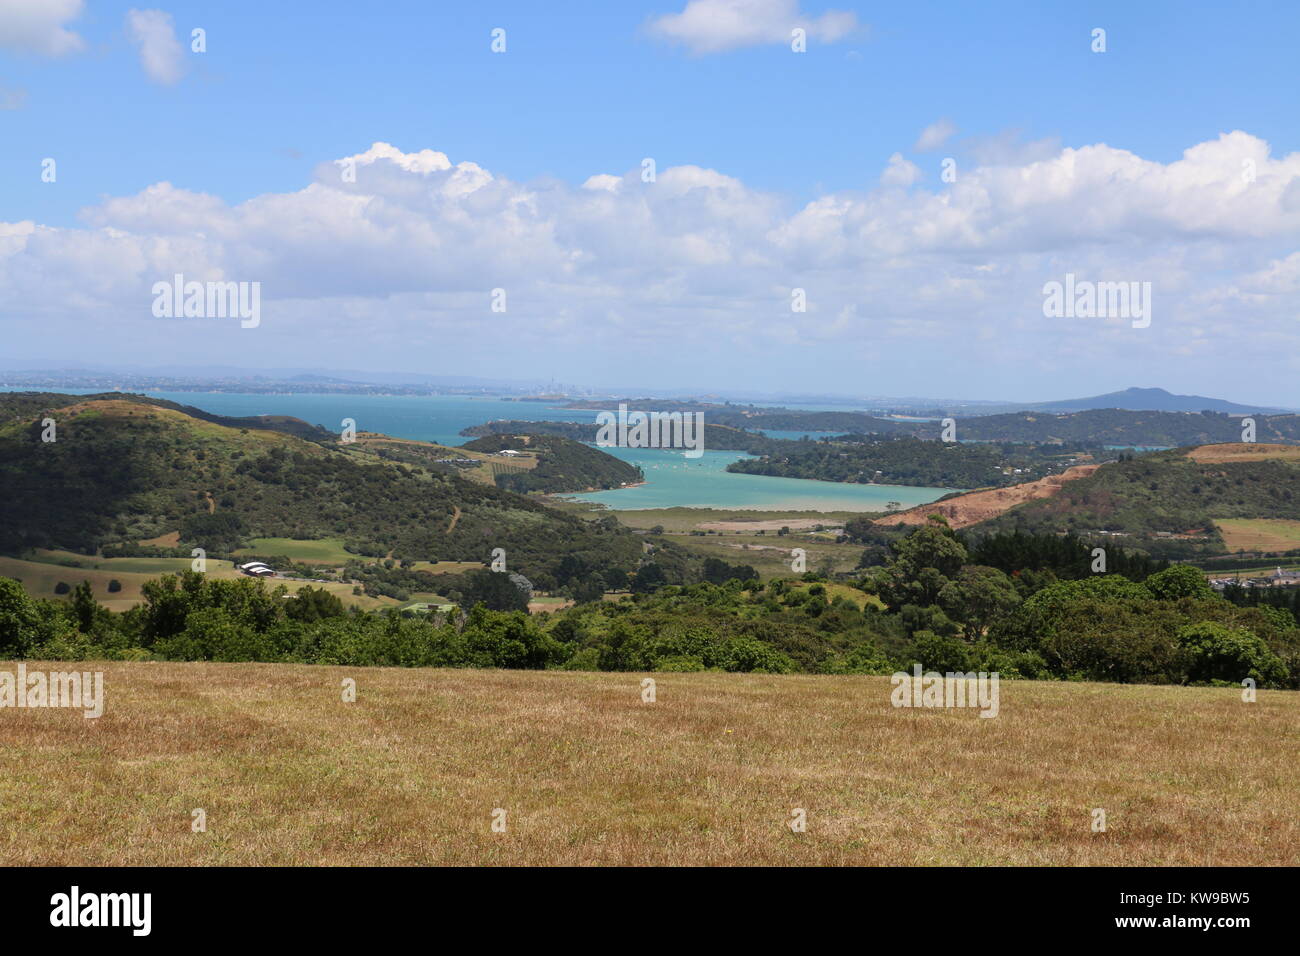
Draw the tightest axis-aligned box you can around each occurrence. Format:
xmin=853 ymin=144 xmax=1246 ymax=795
xmin=726 ymin=436 xmax=1093 ymax=488
xmin=554 ymin=400 xmax=911 ymax=434
xmin=459 ymin=419 xmax=786 ymax=453
xmin=933 ymin=409 xmax=1300 ymax=445
xmin=460 ymin=433 xmax=642 ymax=492
xmin=972 ymin=445 xmax=1300 ymax=557
xmin=0 ymin=397 xmax=648 ymax=581
xmin=543 ymin=400 xmax=1300 ymax=446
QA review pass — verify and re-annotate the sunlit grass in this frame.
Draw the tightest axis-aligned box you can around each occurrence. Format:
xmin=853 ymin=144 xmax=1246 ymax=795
xmin=1 ymin=662 xmax=1293 ymax=866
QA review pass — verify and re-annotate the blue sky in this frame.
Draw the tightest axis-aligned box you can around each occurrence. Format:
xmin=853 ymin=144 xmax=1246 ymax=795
xmin=2 ymin=1 xmax=1299 ymax=403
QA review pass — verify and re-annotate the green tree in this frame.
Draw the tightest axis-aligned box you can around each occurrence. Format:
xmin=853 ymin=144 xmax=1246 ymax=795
xmin=1176 ymin=622 xmax=1288 ymax=685
xmin=461 ymin=569 xmax=530 ymax=612
xmin=938 ymin=565 xmax=1022 ymax=641
xmin=70 ymin=580 xmax=100 ymax=633
xmin=870 ymin=518 xmax=969 ymax=610
xmin=631 ymin=563 xmax=667 ymax=594
xmin=284 ymin=586 xmax=346 ymax=623
xmin=1145 ymin=564 xmax=1214 ymax=601
xmin=0 ymin=577 xmax=40 ymax=656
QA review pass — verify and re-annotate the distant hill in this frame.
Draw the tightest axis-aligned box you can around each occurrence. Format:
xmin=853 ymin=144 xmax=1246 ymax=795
xmin=913 ymin=408 xmax=1300 ymax=446
xmin=1027 ymin=387 xmax=1288 ymax=415
xmin=464 ymin=410 xmax=1300 ymax=452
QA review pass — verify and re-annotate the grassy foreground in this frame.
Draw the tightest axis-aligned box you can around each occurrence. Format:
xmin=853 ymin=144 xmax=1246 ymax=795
xmin=1 ymin=662 xmax=1295 ymax=866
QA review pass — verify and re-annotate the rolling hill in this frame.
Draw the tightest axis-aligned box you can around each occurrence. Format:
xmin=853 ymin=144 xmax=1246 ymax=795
xmin=966 ymin=444 xmax=1300 ymax=556
xmin=0 ymin=394 xmax=647 ymax=581
xmin=460 ymin=433 xmax=642 ymax=492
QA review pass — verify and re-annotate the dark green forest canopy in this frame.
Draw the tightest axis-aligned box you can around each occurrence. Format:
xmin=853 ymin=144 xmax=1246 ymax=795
xmin=726 ymin=435 xmax=1094 ymax=488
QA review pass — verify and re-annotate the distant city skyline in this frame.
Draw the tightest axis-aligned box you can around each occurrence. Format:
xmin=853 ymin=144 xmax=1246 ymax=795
xmin=2 ymin=362 xmax=1292 ymax=413
xmin=2 ymin=1 xmax=1298 ymax=405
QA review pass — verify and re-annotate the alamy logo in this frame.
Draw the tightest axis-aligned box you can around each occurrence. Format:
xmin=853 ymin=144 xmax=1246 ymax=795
xmin=890 ymin=664 xmax=999 ymax=718
xmin=0 ymin=664 xmax=103 ymax=718
xmin=50 ymin=886 xmax=151 ymax=936
xmin=1042 ymin=273 xmax=1151 ymax=328
xmin=151 ymin=273 xmax=261 ymax=328
xmin=595 ymin=403 xmax=705 ymax=459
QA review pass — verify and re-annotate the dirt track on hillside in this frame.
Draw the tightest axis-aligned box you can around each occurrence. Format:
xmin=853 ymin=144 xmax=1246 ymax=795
xmin=876 ymin=465 xmax=1100 ymax=530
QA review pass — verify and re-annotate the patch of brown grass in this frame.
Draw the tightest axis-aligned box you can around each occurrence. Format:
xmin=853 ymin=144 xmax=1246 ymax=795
xmin=1215 ymin=518 xmax=1300 ymax=553
xmin=0 ymin=663 xmax=1294 ymax=866
xmin=139 ymin=531 xmax=181 ymax=547
xmin=1185 ymin=442 xmax=1300 ymax=463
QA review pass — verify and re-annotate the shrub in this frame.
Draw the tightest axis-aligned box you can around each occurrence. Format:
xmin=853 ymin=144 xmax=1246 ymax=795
xmin=655 ymin=654 xmax=707 ymax=672
xmin=1176 ymin=622 xmax=1288 ymax=686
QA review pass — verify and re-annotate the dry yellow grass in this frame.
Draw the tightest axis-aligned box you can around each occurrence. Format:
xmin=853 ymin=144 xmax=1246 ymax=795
xmin=1185 ymin=442 xmax=1300 ymax=463
xmin=1 ymin=662 xmax=1295 ymax=866
xmin=1215 ymin=518 xmax=1300 ymax=553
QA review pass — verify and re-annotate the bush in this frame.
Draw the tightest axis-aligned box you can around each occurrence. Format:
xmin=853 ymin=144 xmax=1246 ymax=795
xmin=655 ymin=654 xmax=706 ymax=672
xmin=823 ymin=644 xmax=895 ymax=675
xmin=558 ymin=647 xmax=601 ymax=671
xmin=907 ymin=630 xmax=973 ymax=673
xmin=1176 ymin=622 xmax=1288 ymax=686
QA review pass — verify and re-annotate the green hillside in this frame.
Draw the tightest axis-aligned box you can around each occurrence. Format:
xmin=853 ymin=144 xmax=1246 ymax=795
xmin=973 ymin=446 xmax=1300 ymax=557
xmin=0 ymin=397 xmax=646 ymax=582
xmin=459 ymin=418 xmax=787 ymax=453
xmin=460 ymin=433 xmax=642 ymax=492
xmin=725 ymin=435 xmax=1092 ymax=488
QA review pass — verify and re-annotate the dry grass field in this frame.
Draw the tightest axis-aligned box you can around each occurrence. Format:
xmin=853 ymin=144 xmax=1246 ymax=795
xmin=1185 ymin=442 xmax=1300 ymax=464
xmin=1215 ymin=518 xmax=1300 ymax=553
xmin=1 ymin=662 xmax=1295 ymax=866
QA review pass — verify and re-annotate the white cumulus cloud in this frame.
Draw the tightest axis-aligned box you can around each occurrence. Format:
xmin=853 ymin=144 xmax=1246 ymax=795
xmin=0 ymin=0 xmax=85 ymax=56
xmin=3 ymin=133 xmax=1299 ymax=396
xmin=914 ymin=118 xmax=957 ymax=153
xmin=648 ymin=0 xmax=859 ymax=54
xmin=126 ymin=8 xmax=186 ymax=85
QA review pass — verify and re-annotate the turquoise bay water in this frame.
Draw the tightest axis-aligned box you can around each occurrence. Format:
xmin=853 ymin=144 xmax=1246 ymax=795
xmin=10 ymin=389 xmax=953 ymax=513
xmin=562 ymin=447 xmax=953 ymax=512
xmin=126 ymin=392 xmax=601 ymax=447
xmin=758 ymin=429 xmax=839 ymax=441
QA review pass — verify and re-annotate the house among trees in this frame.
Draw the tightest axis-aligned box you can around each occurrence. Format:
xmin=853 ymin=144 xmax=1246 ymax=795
xmin=238 ymin=561 xmax=275 ymax=578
